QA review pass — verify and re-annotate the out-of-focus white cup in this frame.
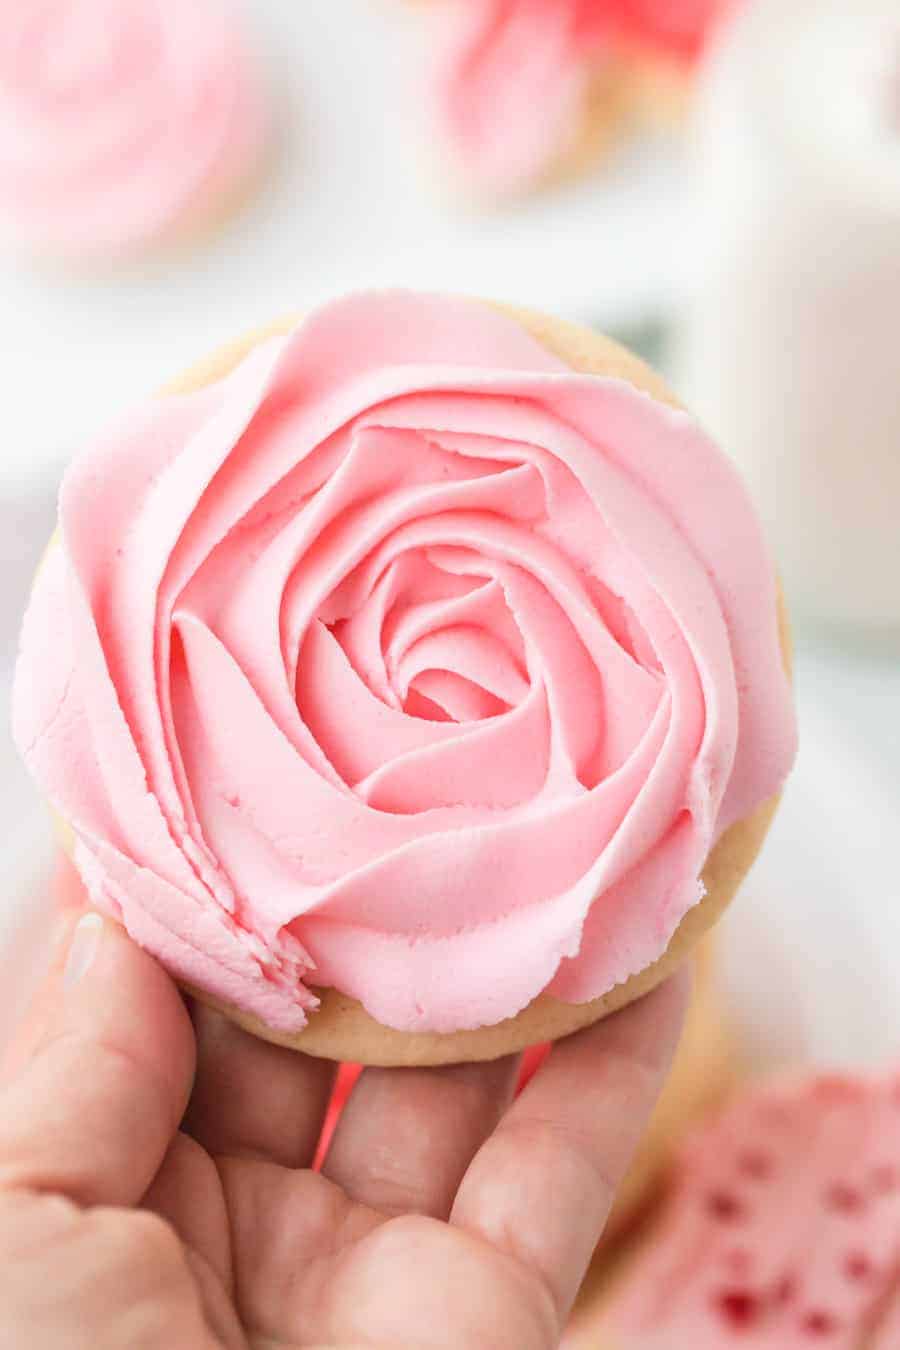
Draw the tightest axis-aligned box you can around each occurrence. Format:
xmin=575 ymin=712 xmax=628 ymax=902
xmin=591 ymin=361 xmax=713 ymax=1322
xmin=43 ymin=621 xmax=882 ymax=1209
xmin=683 ymin=0 xmax=900 ymax=638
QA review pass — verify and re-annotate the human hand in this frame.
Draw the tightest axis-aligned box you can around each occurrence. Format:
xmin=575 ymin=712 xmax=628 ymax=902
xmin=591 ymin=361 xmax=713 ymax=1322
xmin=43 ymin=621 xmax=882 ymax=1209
xmin=0 ymin=902 xmax=688 ymax=1349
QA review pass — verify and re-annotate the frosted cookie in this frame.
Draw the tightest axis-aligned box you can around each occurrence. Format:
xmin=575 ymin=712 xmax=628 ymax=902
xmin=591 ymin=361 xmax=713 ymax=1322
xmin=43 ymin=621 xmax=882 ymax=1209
xmin=422 ymin=0 xmax=634 ymax=198
xmin=13 ymin=292 xmax=795 ymax=1064
xmin=617 ymin=0 xmax=732 ymax=129
xmin=0 ymin=0 xmax=270 ymax=263
xmin=597 ymin=1072 xmax=900 ymax=1347
xmin=417 ymin=0 xmax=732 ymax=197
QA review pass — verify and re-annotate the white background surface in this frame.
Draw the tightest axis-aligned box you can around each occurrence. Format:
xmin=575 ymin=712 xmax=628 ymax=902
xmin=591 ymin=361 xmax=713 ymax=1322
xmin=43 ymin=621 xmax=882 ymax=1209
xmin=0 ymin=0 xmax=688 ymax=495
xmin=723 ymin=643 xmax=900 ymax=1071
xmin=2 ymin=0 xmax=899 ymax=1071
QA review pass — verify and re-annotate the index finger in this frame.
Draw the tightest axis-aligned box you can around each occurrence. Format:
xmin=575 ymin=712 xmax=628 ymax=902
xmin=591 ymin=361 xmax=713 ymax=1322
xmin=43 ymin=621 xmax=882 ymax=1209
xmin=451 ymin=971 xmax=691 ymax=1328
xmin=0 ymin=912 xmax=195 ymax=1208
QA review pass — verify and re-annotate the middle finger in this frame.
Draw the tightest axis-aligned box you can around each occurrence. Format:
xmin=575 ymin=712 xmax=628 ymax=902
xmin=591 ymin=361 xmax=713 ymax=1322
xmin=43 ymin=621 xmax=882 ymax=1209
xmin=184 ymin=1003 xmax=336 ymax=1170
xmin=322 ymin=1055 xmax=520 ymax=1219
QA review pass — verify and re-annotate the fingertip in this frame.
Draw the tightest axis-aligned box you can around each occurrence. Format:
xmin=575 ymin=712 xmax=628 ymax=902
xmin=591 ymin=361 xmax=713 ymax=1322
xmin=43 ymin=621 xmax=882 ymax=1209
xmin=35 ymin=911 xmax=198 ymax=1145
xmin=552 ymin=966 xmax=693 ymax=1079
xmin=450 ymin=967 xmax=696 ymax=1322
xmin=53 ymin=850 xmax=88 ymax=910
xmin=0 ymin=916 xmax=197 ymax=1206
xmin=1 ymin=908 xmax=81 ymax=1083
xmin=663 ymin=960 xmax=694 ymax=1011
xmin=650 ymin=964 xmax=694 ymax=1057
xmin=64 ymin=916 xmax=197 ymax=1119
xmin=634 ymin=964 xmax=693 ymax=1059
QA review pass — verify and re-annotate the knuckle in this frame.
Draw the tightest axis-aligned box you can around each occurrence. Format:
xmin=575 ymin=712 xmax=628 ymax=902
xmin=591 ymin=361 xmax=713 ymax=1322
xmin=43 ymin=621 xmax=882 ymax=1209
xmin=92 ymin=1207 xmax=182 ymax=1272
xmin=0 ymin=1197 xmax=198 ymax=1349
xmin=354 ymin=1152 xmax=437 ymax=1217
xmin=362 ymin=1218 xmax=559 ymax=1350
xmin=124 ymin=1211 xmax=182 ymax=1267
xmin=503 ymin=1115 xmax=618 ymax=1205
xmin=359 ymin=1212 xmax=443 ymax=1262
xmin=0 ymin=1190 xmax=82 ymax=1260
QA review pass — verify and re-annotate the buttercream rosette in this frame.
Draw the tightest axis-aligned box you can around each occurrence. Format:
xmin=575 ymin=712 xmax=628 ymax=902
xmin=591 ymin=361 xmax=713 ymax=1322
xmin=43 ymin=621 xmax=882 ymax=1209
xmin=13 ymin=293 xmax=795 ymax=1064
xmin=0 ymin=0 xmax=268 ymax=261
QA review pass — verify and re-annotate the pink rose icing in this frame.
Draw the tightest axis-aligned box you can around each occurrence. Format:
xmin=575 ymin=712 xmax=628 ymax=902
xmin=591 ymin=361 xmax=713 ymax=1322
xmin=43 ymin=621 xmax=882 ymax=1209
xmin=13 ymin=292 xmax=795 ymax=1034
xmin=608 ymin=1074 xmax=900 ymax=1347
xmin=0 ymin=0 xmax=268 ymax=260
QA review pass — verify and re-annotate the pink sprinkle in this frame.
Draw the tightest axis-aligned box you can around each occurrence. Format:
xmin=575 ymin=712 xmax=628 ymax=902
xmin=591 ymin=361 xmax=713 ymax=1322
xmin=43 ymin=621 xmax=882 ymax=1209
xmin=738 ymin=1150 xmax=773 ymax=1180
xmin=716 ymin=1290 xmax=760 ymax=1329
xmin=802 ymin=1309 xmax=838 ymax=1336
xmin=708 ymin=1192 xmax=745 ymax=1222
xmin=843 ymin=1251 xmax=873 ymax=1282
xmin=825 ymin=1183 xmax=864 ymax=1215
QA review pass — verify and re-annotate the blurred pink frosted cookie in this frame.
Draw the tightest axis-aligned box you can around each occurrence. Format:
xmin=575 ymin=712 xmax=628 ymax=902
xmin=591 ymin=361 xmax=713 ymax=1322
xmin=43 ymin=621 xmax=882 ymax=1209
xmin=418 ymin=0 xmax=733 ymax=198
xmin=616 ymin=0 xmax=737 ymax=128
xmin=422 ymin=0 xmax=632 ymax=198
xmin=597 ymin=1072 xmax=900 ymax=1347
xmin=0 ymin=0 xmax=269 ymax=263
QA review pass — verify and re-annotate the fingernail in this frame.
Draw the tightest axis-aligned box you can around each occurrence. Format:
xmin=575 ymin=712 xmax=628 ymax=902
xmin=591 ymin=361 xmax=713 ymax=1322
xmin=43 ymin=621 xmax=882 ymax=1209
xmin=63 ymin=913 xmax=104 ymax=989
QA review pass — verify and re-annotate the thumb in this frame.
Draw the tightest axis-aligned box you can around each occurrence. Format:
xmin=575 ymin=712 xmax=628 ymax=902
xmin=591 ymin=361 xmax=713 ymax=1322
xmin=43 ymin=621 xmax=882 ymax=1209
xmin=0 ymin=912 xmax=195 ymax=1208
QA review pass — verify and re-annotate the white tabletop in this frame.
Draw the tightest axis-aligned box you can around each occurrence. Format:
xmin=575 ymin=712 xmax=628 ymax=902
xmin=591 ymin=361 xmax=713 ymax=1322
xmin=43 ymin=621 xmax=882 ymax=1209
xmin=0 ymin=0 xmax=689 ymax=497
